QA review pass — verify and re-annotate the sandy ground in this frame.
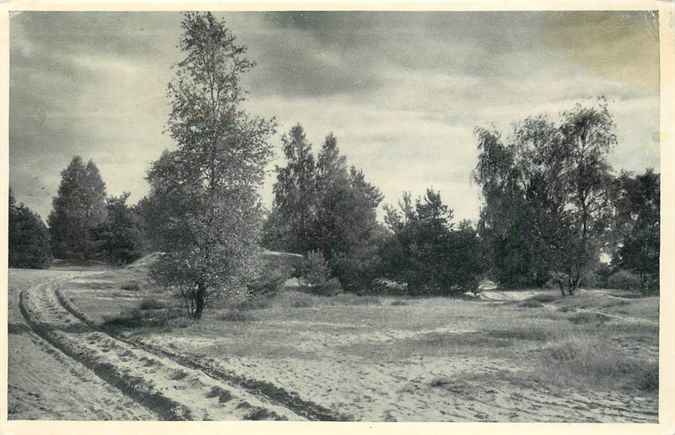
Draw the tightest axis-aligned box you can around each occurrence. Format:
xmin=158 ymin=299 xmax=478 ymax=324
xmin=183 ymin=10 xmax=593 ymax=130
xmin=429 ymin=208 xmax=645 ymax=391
xmin=14 ymin=269 xmax=304 ymax=420
xmin=9 ymin=267 xmax=659 ymax=422
xmin=7 ymin=269 xmax=156 ymax=420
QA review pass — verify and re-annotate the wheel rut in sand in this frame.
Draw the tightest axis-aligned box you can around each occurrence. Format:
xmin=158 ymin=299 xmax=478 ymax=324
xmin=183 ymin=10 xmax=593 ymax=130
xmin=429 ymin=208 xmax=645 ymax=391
xmin=20 ymin=278 xmax=305 ymax=421
xmin=55 ymin=279 xmax=351 ymax=421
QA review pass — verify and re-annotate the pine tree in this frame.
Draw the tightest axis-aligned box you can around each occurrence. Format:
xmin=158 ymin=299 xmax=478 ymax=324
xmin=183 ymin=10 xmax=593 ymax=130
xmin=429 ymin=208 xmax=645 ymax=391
xmin=94 ymin=193 xmax=145 ymax=265
xmin=9 ymin=189 xmax=52 ymax=269
xmin=48 ymin=156 xmax=107 ymax=260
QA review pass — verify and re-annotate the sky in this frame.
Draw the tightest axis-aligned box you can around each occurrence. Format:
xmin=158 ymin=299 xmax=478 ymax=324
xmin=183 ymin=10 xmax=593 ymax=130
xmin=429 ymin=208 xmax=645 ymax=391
xmin=9 ymin=11 xmax=660 ymax=223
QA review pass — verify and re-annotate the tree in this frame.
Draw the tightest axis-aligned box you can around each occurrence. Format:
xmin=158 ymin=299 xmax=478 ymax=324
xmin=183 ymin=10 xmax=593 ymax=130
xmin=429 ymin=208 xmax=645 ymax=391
xmin=611 ymin=169 xmax=660 ymax=290
xmin=48 ymin=156 xmax=107 ymax=260
xmin=271 ymin=124 xmax=318 ymax=254
xmin=147 ymin=12 xmax=275 ymax=320
xmin=9 ymin=189 xmax=52 ymax=269
xmin=94 ymin=193 xmax=145 ymax=265
xmin=380 ymin=189 xmax=483 ymax=295
xmin=266 ymin=127 xmax=383 ymax=291
xmin=474 ymin=99 xmax=617 ymax=295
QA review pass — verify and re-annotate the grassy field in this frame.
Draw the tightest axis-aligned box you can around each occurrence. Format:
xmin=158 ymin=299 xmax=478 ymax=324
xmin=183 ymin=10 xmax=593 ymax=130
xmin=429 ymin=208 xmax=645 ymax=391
xmin=54 ymin=261 xmax=659 ymax=422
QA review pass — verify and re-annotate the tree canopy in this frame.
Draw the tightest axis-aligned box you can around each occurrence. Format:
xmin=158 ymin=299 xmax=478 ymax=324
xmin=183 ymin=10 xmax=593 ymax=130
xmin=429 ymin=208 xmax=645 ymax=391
xmin=474 ymin=100 xmax=617 ymax=294
xmin=9 ymin=189 xmax=52 ymax=269
xmin=147 ymin=12 xmax=275 ymax=319
xmin=48 ymin=156 xmax=107 ymax=261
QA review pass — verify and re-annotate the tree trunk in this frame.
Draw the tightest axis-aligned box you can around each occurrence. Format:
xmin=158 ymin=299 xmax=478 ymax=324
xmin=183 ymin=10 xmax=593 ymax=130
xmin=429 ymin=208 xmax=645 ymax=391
xmin=193 ymin=283 xmax=207 ymax=320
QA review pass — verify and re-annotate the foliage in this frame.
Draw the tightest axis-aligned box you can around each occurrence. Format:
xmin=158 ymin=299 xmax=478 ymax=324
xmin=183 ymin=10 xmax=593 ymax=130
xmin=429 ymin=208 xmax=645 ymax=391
xmin=48 ymin=156 xmax=108 ymax=260
xmin=295 ymin=249 xmax=330 ymax=286
xmin=94 ymin=193 xmax=145 ymax=265
xmin=474 ymin=99 xmax=617 ymax=295
xmin=379 ymin=189 xmax=484 ymax=295
xmin=9 ymin=189 xmax=52 ymax=269
xmin=610 ymin=169 xmax=660 ymax=292
xmin=270 ymin=124 xmax=318 ymax=254
xmin=147 ymin=12 xmax=275 ymax=320
xmin=315 ymin=277 xmax=344 ymax=296
xmin=607 ymin=269 xmax=642 ymax=291
xmin=266 ymin=125 xmax=383 ymax=291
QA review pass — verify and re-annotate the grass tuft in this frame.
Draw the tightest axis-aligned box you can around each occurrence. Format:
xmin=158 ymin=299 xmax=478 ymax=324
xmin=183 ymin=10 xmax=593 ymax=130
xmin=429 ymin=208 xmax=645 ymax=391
xmin=218 ymin=309 xmax=256 ymax=322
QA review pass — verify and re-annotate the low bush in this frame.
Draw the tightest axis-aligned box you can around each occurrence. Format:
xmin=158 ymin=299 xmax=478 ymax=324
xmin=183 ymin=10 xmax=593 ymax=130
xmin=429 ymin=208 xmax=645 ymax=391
xmin=518 ymin=299 xmax=544 ymax=308
xmin=370 ymin=278 xmax=408 ymax=296
xmin=540 ymin=335 xmax=656 ymax=391
xmin=295 ymin=250 xmax=330 ymax=286
xmin=206 ymin=386 xmax=233 ymax=403
xmin=567 ymin=312 xmax=611 ymax=324
xmin=287 ymin=292 xmax=315 ymax=308
xmin=219 ymin=309 xmax=255 ymax=322
xmin=607 ymin=270 xmax=642 ymax=291
xmin=168 ymin=369 xmax=188 ymax=380
xmin=334 ymin=294 xmax=382 ymax=305
xmin=236 ymin=296 xmax=272 ymax=311
xmin=637 ymin=362 xmax=659 ymax=392
xmin=313 ymin=277 xmax=343 ymax=296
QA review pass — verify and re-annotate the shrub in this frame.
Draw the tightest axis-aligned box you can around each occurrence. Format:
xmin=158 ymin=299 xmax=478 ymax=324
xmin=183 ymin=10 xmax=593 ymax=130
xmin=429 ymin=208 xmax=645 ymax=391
xmin=371 ymin=278 xmax=408 ymax=296
xmin=206 ymin=386 xmax=233 ymax=402
xmin=607 ymin=269 xmax=642 ymax=291
xmin=9 ymin=197 xmax=52 ymax=269
xmin=637 ymin=362 xmax=659 ymax=391
xmin=295 ymin=250 xmax=330 ymax=286
xmin=518 ymin=299 xmax=544 ymax=308
xmin=288 ymin=292 xmax=315 ymax=308
xmin=314 ymin=277 xmax=343 ymax=296
xmin=219 ymin=309 xmax=255 ymax=322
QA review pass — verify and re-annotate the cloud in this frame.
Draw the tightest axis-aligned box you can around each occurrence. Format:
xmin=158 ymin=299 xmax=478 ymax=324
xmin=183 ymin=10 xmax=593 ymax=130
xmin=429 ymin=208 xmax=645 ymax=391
xmin=10 ymin=11 xmax=660 ymax=224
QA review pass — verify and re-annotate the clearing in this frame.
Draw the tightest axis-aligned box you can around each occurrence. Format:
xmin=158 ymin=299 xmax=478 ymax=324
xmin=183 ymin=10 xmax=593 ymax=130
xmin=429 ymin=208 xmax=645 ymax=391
xmin=9 ymin=261 xmax=658 ymax=422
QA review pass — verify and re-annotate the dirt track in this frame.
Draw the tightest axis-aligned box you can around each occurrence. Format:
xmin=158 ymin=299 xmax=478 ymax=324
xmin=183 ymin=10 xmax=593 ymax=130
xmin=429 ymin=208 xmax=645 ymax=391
xmin=8 ymin=269 xmax=156 ymax=420
xmin=8 ymin=268 xmax=659 ymax=422
xmin=12 ymin=269 xmax=316 ymax=421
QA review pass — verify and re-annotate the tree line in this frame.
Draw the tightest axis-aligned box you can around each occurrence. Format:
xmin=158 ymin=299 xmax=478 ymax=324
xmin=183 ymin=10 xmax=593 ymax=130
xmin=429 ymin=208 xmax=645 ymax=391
xmin=10 ymin=156 xmax=146 ymax=268
xmin=9 ymin=12 xmax=660 ymax=320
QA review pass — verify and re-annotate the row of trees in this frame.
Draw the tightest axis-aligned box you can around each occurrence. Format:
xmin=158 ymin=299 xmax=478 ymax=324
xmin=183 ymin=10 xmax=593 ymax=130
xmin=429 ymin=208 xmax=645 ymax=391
xmin=10 ymin=156 xmax=146 ymax=268
xmin=10 ymin=13 xmax=659 ymax=321
xmin=263 ymin=125 xmax=385 ymax=291
xmin=473 ymin=99 xmax=659 ymax=295
xmin=262 ymin=101 xmax=660 ymax=297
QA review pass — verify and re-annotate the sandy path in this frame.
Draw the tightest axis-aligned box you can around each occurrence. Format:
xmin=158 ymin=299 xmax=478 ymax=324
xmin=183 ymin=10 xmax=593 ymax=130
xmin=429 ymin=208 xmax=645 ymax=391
xmin=8 ymin=269 xmax=156 ymax=420
xmin=18 ymin=272 xmax=303 ymax=421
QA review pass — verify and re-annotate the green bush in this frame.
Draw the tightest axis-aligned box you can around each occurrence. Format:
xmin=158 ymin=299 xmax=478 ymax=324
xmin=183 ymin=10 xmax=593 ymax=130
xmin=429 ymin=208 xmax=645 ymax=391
xmin=370 ymin=278 xmax=408 ymax=296
xmin=295 ymin=250 xmax=330 ymax=286
xmin=607 ymin=269 xmax=642 ymax=291
xmin=9 ymin=195 xmax=52 ymax=269
xmin=314 ymin=277 xmax=343 ymax=296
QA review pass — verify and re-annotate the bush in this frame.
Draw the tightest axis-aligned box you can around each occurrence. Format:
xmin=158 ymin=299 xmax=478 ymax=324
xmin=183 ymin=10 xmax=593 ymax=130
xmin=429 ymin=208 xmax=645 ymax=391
xmin=607 ymin=269 xmax=642 ymax=291
xmin=370 ymin=278 xmax=408 ymax=296
xmin=9 ymin=199 xmax=52 ymax=269
xmin=219 ymin=309 xmax=255 ymax=322
xmin=295 ymin=250 xmax=330 ymax=286
xmin=313 ymin=277 xmax=343 ymax=296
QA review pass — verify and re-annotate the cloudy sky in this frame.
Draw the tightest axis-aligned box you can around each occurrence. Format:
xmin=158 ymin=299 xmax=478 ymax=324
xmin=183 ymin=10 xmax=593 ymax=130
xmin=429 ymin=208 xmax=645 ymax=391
xmin=10 ymin=11 xmax=660 ymax=222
